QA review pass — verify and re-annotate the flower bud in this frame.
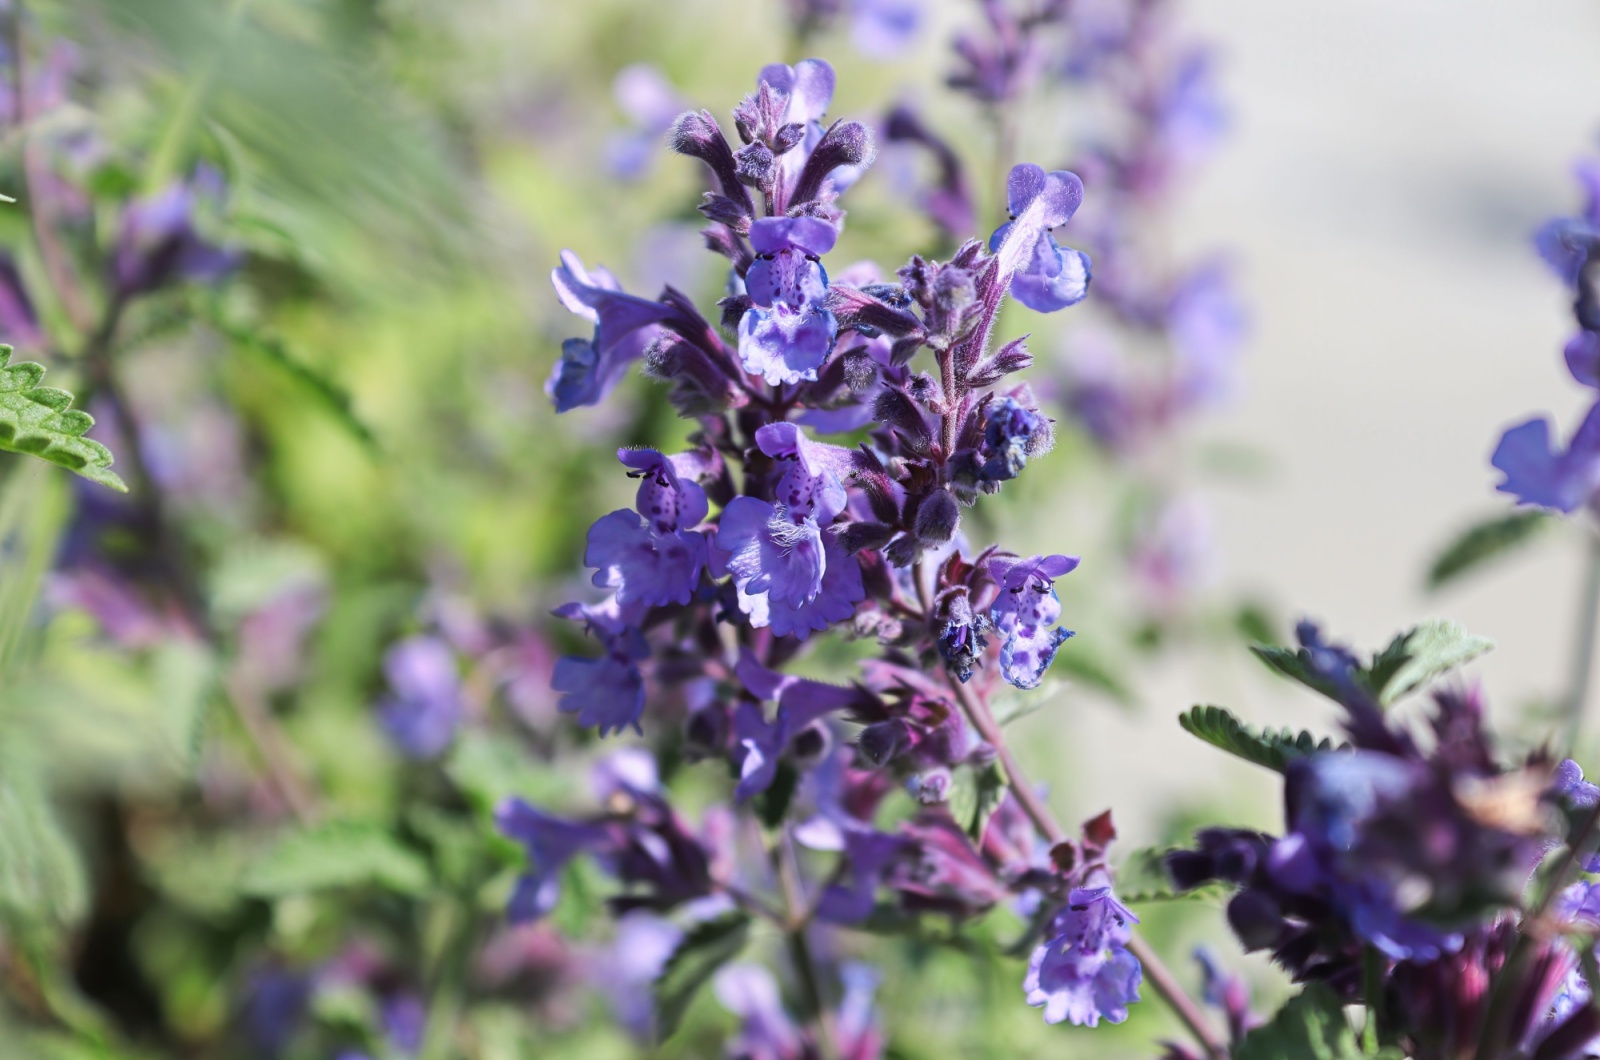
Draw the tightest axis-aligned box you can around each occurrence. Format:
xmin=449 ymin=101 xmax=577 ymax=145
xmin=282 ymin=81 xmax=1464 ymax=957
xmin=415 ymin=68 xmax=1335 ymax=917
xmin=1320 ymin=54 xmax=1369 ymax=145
xmin=913 ymin=488 xmax=960 ymax=545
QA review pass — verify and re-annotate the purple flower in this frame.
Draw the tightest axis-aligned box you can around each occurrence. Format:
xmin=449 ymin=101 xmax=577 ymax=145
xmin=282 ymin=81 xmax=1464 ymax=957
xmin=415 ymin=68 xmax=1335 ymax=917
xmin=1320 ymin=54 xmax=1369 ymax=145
xmin=585 ymin=449 xmax=708 ymax=608
xmin=113 ymin=170 xmax=241 ymax=298
xmin=550 ymin=600 xmax=650 ymax=736
xmin=607 ymin=64 xmax=688 ymax=180
xmin=593 ymin=912 xmax=683 ymax=1038
xmin=988 ymin=164 xmax=1091 ymax=313
xmin=851 ymin=0 xmax=922 ymax=59
xmin=714 ymin=963 xmax=806 ymax=1060
xmin=240 ymin=966 xmax=313 ymax=1058
xmin=835 ymin=962 xmax=886 ymax=1060
xmin=1535 ymin=216 xmax=1600 ymax=287
xmin=1024 ymin=887 xmax=1142 ymax=1027
xmin=376 ymin=635 xmax=464 ymax=759
xmin=738 ymin=216 xmax=840 ymax=385
xmin=816 ymin=826 xmax=905 ymax=923
xmin=714 ymin=424 xmax=864 ymax=639
xmin=381 ymin=992 xmax=426 ymax=1054
xmin=1169 ymin=262 xmax=1247 ymax=407
xmin=987 ymin=554 xmax=1079 ymax=689
xmin=936 ymin=592 xmax=989 ymax=684
xmin=757 ymin=59 xmax=837 ymax=199
xmin=730 ymin=650 xmax=862 ymax=799
xmin=496 ymin=798 xmax=612 ymax=923
xmin=548 ymin=250 xmax=676 ymax=411
xmin=1492 ymin=400 xmax=1600 ymax=512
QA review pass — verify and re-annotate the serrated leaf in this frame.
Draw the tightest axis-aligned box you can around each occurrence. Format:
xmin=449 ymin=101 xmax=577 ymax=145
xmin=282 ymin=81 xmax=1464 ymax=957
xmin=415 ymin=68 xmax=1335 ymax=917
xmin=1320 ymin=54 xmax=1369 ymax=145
xmin=1426 ymin=510 xmax=1551 ymax=590
xmin=1178 ymin=705 xmax=1342 ymax=772
xmin=240 ymin=821 xmax=430 ymax=897
xmin=1367 ymin=620 xmax=1493 ymax=706
xmin=1236 ymin=983 xmax=1400 ymax=1060
xmin=653 ymin=912 xmax=750 ymax=1043
xmin=949 ymin=760 xmax=1009 ymax=842
xmin=0 ymin=346 xmax=125 ymax=490
xmin=204 ymin=306 xmax=379 ymax=453
xmin=154 ymin=639 xmax=216 ymax=775
xmin=1250 ymin=644 xmax=1348 ymax=702
xmin=0 ymin=768 xmax=88 ymax=933
xmin=1115 ymin=846 xmax=1227 ymax=904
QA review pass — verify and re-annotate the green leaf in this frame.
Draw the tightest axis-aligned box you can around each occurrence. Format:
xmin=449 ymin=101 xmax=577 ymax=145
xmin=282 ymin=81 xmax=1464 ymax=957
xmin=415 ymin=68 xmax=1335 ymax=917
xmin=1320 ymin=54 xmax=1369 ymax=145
xmin=1252 ymin=619 xmax=1492 ymax=707
xmin=1365 ymin=620 xmax=1493 ymax=706
xmin=948 ymin=760 xmax=1009 ymax=842
xmin=0 ymin=767 xmax=88 ymax=934
xmin=153 ymin=639 xmax=217 ymax=776
xmin=1426 ymin=510 xmax=1551 ymax=590
xmin=1236 ymin=983 xmax=1401 ymax=1060
xmin=0 ymin=346 xmax=125 ymax=490
xmin=1115 ymin=846 xmax=1227 ymax=904
xmin=203 ymin=305 xmax=380 ymax=454
xmin=755 ymin=763 xmax=799 ymax=830
xmin=990 ymin=681 xmax=1061 ymax=728
xmin=1178 ymin=705 xmax=1342 ymax=772
xmin=240 ymin=820 xmax=430 ymax=897
xmin=653 ymin=911 xmax=751 ymax=1043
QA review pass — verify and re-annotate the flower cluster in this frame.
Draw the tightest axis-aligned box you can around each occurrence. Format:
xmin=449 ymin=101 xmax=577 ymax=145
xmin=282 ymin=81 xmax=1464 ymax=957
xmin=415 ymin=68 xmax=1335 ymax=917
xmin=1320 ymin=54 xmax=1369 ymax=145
xmin=520 ymin=55 xmax=1155 ymax=1045
xmin=1494 ymin=152 xmax=1600 ymax=513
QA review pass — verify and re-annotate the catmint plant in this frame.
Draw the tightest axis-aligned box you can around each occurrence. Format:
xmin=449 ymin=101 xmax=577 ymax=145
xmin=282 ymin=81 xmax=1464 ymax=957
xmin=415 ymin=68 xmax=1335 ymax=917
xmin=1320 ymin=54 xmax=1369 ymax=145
xmin=516 ymin=52 xmax=1257 ymax=1056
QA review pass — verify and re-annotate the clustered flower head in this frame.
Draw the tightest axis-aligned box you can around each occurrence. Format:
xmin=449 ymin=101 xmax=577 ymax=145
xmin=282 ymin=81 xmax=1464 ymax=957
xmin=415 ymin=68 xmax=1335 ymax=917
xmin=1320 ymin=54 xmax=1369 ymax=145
xmin=520 ymin=52 xmax=1157 ymax=1043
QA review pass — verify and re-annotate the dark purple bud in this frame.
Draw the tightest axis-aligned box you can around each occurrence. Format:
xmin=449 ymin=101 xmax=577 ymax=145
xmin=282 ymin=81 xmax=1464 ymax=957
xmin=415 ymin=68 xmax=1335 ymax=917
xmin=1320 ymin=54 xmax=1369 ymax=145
xmin=735 ymin=142 xmax=776 ymax=188
xmin=791 ymin=120 xmax=876 ymax=207
xmin=841 ymin=347 xmax=880 ymax=392
xmin=840 ymin=521 xmax=896 ymax=554
xmin=872 ymin=386 xmax=932 ymax=449
xmin=933 ymin=266 xmax=975 ymax=313
xmin=883 ymin=534 xmax=920 ymax=568
xmin=703 ymin=226 xmax=752 ymax=269
xmin=718 ymin=294 xmax=752 ymax=330
xmin=913 ymin=488 xmax=960 ymax=545
xmin=698 ymin=193 xmax=752 ymax=233
xmin=643 ymin=333 xmax=745 ymax=416
xmin=827 ymin=284 xmax=924 ymax=337
xmin=967 ymin=336 xmax=1033 ymax=388
xmin=772 ymin=122 xmax=806 ymax=154
xmin=670 ymin=110 xmax=754 ymax=216
xmin=859 ymin=719 xmax=909 ymax=766
xmin=1226 ymin=889 xmax=1284 ymax=951
xmin=889 ymin=335 xmax=924 ymax=366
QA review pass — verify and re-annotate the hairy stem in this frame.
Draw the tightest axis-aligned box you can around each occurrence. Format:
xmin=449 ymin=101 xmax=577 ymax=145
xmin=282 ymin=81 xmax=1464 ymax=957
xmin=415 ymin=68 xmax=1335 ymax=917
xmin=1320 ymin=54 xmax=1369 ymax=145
xmin=1562 ymin=525 xmax=1600 ymax=752
xmin=948 ymin=676 xmax=1229 ymax=1059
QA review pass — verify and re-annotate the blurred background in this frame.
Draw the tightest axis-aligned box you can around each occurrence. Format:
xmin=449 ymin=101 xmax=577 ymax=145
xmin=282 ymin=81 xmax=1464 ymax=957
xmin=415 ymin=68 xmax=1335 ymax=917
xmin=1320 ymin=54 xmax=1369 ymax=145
xmin=0 ymin=0 xmax=1598 ymax=1057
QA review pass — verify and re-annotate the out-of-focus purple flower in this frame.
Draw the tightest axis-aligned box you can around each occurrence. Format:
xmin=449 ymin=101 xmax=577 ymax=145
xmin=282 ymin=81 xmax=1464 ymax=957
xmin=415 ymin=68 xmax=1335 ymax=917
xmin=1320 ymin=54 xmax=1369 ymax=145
xmin=381 ymin=992 xmax=426 ymax=1055
xmin=738 ymin=216 xmax=840 ymax=385
xmin=882 ymin=105 xmax=975 ymax=240
xmin=989 ymin=164 xmax=1091 ymax=313
xmin=1024 ymin=886 xmax=1142 ymax=1027
xmin=1169 ymin=262 xmax=1246 ymax=407
xmin=714 ymin=963 xmax=806 ymax=1060
xmin=113 ymin=170 xmax=241 ymax=298
xmin=987 ymin=553 xmax=1079 ymax=689
xmin=240 ymin=965 xmax=313 ymax=1058
xmin=730 ymin=649 xmax=863 ymax=800
xmin=607 ymin=64 xmax=689 ymax=180
xmin=591 ymin=912 xmax=682 ymax=1038
xmin=714 ymin=423 xmax=864 ymax=639
xmin=835 ymin=962 xmax=887 ymax=1060
xmin=851 ymin=0 xmax=922 ymax=59
xmin=377 ymin=635 xmax=464 ymax=759
xmin=1194 ymin=947 xmax=1260 ymax=1044
xmin=1492 ymin=399 xmax=1600 ymax=513
xmin=495 ymin=798 xmax=613 ymax=923
xmin=548 ymin=250 xmax=676 ymax=412
xmin=816 ymin=826 xmax=905 ymax=923
xmin=1534 ymin=216 xmax=1600 ymax=287
xmin=0 ymin=250 xmax=43 ymax=348
xmin=550 ymin=600 xmax=650 ymax=736
xmin=1130 ymin=494 xmax=1215 ymax=610
xmin=585 ymin=449 xmax=708 ymax=608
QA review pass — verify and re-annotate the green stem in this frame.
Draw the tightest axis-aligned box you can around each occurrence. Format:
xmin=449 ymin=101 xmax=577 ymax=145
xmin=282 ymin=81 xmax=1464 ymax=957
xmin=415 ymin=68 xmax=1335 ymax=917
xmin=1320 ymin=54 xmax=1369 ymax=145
xmin=1362 ymin=947 xmax=1385 ymax=1054
xmin=1562 ymin=526 xmax=1600 ymax=753
xmin=774 ymin=832 xmax=838 ymax=1060
xmin=418 ymin=896 xmax=478 ymax=1060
